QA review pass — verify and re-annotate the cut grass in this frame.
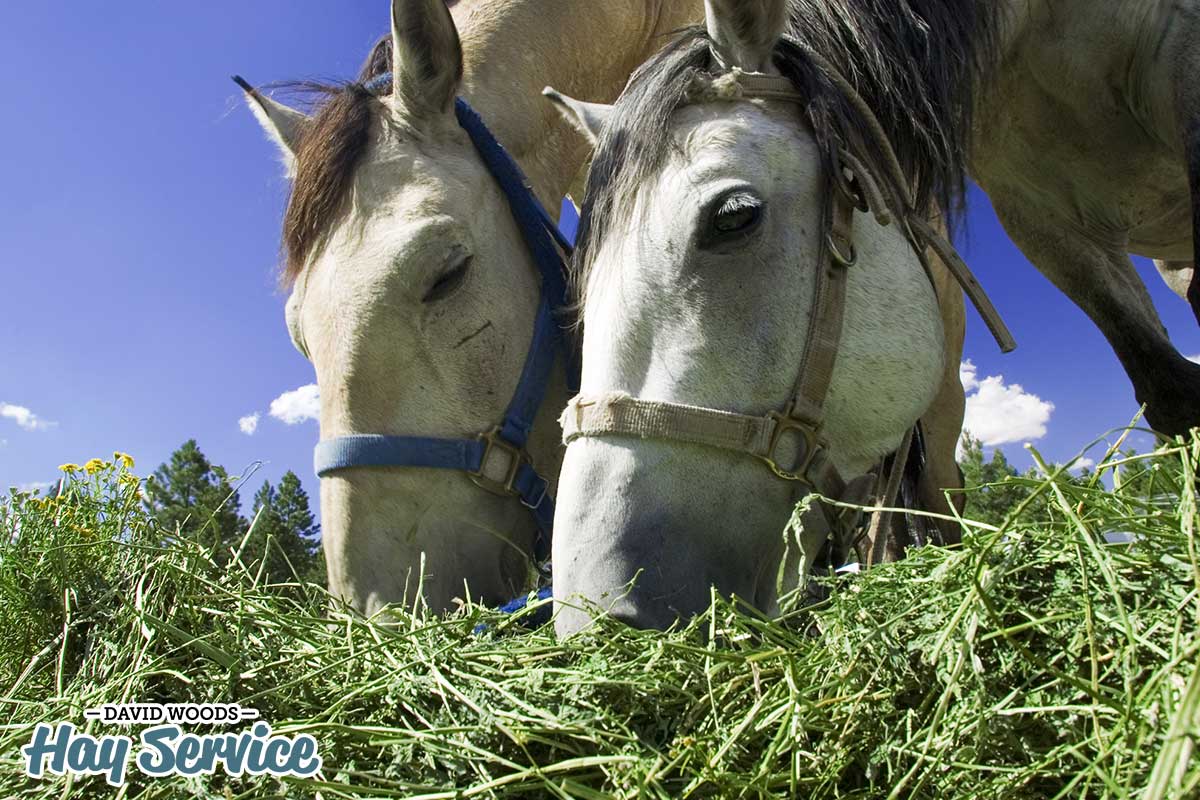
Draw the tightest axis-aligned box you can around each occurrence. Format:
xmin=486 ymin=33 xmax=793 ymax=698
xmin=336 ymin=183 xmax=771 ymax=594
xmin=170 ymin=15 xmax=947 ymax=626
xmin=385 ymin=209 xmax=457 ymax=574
xmin=1 ymin=432 xmax=1197 ymax=799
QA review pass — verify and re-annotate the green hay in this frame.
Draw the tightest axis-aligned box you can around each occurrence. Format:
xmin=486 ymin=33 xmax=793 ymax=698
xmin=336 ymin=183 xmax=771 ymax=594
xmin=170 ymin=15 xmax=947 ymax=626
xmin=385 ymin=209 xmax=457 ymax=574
xmin=1 ymin=433 xmax=1197 ymax=799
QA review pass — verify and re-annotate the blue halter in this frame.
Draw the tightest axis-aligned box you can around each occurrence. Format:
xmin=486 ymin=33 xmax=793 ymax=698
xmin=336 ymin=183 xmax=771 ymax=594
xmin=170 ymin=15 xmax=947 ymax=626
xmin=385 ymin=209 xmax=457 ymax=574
xmin=313 ymin=81 xmax=577 ymax=564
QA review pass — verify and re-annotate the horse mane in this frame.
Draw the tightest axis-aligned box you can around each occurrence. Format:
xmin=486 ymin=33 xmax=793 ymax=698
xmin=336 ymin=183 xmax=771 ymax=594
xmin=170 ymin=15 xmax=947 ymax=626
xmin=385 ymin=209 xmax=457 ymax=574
xmin=279 ymin=35 xmax=395 ymax=288
xmin=573 ymin=0 xmax=1002 ymax=306
xmin=786 ymin=0 xmax=1001 ymax=227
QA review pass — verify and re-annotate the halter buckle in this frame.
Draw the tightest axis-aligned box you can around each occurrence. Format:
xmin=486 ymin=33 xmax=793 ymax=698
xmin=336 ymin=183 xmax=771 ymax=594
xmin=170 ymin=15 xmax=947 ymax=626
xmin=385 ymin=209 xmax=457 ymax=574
xmin=520 ymin=474 xmax=549 ymax=511
xmin=760 ymin=412 xmax=821 ymax=482
xmin=470 ymin=427 xmax=530 ymax=496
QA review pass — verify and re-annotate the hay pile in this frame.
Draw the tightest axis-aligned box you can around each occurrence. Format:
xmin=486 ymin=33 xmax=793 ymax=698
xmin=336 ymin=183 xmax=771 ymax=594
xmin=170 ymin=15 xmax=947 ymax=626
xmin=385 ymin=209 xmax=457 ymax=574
xmin=1 ymin=435 xmax=1197 ymax=799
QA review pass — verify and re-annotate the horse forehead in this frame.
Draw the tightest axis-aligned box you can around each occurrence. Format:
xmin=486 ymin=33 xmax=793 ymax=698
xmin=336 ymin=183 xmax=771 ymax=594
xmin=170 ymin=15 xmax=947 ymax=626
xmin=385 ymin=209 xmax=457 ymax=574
xmin=671 ymin=102 xmax=807 ymax=180
xmin=357 ymin=129 xmax=488 ymax=209
xmin=334 ymin=140 xmax=504 ymax=260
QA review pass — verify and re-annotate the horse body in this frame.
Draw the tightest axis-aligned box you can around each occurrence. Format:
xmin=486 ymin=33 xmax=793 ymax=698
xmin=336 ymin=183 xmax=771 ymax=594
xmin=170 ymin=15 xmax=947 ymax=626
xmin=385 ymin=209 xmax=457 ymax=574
xmin=241 ymin=0 xmax=701 ymax=615
xmin=979 ymin=0 xmax=1188 ymax=254
xmin=972 ymin=0 xmax=1200 ymax=433
xmin=447 ymin=0 xmax=702 ymax=208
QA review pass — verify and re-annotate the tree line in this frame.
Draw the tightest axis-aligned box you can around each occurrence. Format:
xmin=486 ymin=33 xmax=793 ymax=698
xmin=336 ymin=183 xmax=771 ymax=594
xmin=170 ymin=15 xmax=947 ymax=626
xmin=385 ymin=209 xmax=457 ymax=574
xmin=69 ymin=434 xmax=1172 ymax=592
xmin=956 ymin=431 xmax=1178 ymax=528
xmin=143 ymin=440 xmax=325 ymax=588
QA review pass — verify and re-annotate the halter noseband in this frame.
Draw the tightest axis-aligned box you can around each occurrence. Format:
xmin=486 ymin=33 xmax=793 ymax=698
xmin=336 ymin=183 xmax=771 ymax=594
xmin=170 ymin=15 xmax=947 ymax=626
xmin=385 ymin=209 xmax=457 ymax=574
xmin=313 ymin=81 xmax=578 ymax=563
xmin=560 ymin=65 xmax=1014 ymax=562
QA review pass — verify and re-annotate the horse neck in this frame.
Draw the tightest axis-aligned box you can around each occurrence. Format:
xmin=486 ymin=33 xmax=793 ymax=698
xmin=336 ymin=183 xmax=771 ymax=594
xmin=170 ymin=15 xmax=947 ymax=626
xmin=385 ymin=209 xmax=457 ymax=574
xmin=452 ymin=0 xmax=701 ymax=208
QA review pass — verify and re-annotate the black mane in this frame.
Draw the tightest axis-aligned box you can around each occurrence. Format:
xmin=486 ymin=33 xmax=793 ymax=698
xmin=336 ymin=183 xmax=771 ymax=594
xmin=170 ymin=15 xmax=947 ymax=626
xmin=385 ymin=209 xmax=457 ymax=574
xmin=573 ymin=0 xmax=1002 ymax=303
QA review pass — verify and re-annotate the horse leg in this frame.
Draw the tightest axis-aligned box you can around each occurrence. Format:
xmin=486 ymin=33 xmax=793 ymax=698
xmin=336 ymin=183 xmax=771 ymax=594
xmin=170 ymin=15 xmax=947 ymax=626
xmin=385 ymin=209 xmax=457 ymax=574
xmin=990 ymin=195 xmax=1200 ymax=437
xmin=1174 ymin=36 xmax=1200 ymax=324
xmin=1154 ymin=260 xmax=1194 ymax=303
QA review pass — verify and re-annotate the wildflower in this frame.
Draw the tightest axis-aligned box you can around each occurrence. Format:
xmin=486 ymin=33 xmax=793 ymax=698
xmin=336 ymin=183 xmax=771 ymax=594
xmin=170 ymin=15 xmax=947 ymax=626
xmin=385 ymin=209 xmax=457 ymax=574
xmin=84 ymin=458 xmax=107 ymax=474
xmin=113 ymin=452 xmax=135 ymax=470
xmin=59 ymin=463 xmax=81 ymax=473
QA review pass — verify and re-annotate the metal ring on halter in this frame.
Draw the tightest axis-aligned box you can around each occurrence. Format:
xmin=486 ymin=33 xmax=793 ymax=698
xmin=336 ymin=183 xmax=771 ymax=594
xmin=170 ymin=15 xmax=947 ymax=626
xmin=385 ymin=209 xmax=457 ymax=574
xmin=760 ymin=411 xmax=822 ymax=482
xmin=826 ymin=232 xmax=858 ymax=267
xmin=520 ymin=476 xmax=550 ymax=511
xmin=832 ymin=157 xmax=870 ymax=214
xmin=469 ymin=427 xmax=531 ymax=496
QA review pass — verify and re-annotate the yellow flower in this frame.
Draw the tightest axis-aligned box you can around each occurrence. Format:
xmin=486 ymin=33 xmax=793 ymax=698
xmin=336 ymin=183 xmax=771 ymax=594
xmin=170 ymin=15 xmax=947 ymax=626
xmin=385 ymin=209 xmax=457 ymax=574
xmin=113 ymin=451 xmax=135 ymax=470
xmin=59 ymin=463 xmax=81 ymax=473
xmin=84 ymin=458 xmax=107 ymax=474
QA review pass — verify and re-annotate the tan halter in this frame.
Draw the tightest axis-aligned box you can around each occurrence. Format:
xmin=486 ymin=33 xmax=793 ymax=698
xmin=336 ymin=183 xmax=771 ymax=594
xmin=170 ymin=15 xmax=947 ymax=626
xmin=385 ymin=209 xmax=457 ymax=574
xmin=561 ymin=66 xmax=1014 ymax=562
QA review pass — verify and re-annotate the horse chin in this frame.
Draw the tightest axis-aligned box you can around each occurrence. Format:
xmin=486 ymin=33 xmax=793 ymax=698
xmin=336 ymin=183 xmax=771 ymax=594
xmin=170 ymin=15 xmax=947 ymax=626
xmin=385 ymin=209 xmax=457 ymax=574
xmin=551 ymin=438 xmax=816 ymax=637
xmin=320 ymin=474 xmax=536 ymax=616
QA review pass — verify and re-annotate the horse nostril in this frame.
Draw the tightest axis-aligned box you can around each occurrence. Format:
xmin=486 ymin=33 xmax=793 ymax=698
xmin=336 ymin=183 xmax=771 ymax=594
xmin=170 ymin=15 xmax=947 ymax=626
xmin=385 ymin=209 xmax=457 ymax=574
xmin=553 ymin=587 xmax=683 ymax=635
xmin=608 ymin=606 xmax=677 ymax=631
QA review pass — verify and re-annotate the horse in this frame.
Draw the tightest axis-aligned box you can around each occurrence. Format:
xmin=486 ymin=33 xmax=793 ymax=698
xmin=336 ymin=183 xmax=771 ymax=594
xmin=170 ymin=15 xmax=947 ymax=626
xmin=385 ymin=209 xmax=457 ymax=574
xmin=549 ymin=0 xmax=1200 ymax=633
xmin=960 ymin=0 xmax=1200 ymax=435
xmin=547 ymin=0 xmax=1016 ymax=634
xmin=781 ymin=0 xmax=1200 ymax=436
xmin=235 ymin=0 xmax=703 ymax=615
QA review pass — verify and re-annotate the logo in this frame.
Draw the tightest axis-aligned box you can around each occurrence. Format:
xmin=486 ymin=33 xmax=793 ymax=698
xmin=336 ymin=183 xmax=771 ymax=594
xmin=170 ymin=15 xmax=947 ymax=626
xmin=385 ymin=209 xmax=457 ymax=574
xmin=21 ymin=704 xmax=322 ymax=787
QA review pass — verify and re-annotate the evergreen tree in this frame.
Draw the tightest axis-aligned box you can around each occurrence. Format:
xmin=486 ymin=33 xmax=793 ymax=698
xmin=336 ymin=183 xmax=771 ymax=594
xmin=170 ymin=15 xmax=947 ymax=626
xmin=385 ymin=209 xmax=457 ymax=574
xmin=249 ymin=471 xmax=325 ymax=588
xmin=248 ymin=479 xmax=280 ymax=572
xmin=144 ymin=440 xmax=246 ymax=559
xmin=957 ymin=433 xmax=1036 ymax=526
xmin=275 ymin=471 xmax=325 ymax=587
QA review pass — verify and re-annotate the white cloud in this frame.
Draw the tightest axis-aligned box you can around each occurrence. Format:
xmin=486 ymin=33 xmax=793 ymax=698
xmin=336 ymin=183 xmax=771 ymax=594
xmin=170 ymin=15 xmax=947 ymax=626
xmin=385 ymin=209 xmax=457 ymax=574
xmin=0 ymin=402 xmax=56 ymax=432
xmin=269 ymin=384 xmax=320 ymax=425
xmin=1034 ymin=456 xmax=1096 ymax=477
xmin=959 ymin=360 xmax=980 ymax=393
xmin=959 ymin=360 xmax=1054 ymax=447
xmin=239 ymin=413 xmax=261 ymax=436
xmin=1188 ymin=354 xmax=1200 ymax=365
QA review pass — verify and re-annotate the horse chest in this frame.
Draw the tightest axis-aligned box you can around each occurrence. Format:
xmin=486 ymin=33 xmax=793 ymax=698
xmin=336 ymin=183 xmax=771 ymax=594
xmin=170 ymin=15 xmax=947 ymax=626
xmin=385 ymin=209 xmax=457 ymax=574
xmin=970 ymin=1 xmax=1190 ymax=246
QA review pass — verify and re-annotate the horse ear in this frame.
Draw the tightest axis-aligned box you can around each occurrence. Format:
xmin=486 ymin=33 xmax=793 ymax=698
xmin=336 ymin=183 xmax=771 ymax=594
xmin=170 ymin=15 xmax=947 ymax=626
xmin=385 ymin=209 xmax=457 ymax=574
xmin=233 ymin=76 xmax=309 ymax=176
xmin=704 ymin=0 xmax=789 ymax=72
xmin=391 ymin=0 xmax=464 ymax=118
xmin=542 ymin=87 xmax=613 ymax=146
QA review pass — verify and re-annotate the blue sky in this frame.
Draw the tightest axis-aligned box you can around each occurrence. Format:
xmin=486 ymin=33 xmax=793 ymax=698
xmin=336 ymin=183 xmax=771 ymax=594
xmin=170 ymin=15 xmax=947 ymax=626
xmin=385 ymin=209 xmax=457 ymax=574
xmin=2 ymin=3 xmax=1196 ymax=511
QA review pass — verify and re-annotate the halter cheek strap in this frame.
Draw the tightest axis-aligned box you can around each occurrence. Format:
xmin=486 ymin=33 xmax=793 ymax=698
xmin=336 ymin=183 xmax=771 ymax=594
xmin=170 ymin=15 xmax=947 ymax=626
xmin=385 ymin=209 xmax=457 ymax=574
xmin=312 ymin=87 xmax=578 ymax=563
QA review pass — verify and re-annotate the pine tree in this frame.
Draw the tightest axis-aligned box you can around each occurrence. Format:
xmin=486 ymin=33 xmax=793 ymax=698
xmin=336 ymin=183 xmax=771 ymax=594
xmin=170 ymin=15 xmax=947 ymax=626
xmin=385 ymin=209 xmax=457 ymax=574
xmin=275 ymin=471 xmax=325 ymax=587
xmin=247 ymin=479 xmax=280 ymax=573
xmin=957 ymin=433 xmax=1035 ymax=526
xmin=248 ymin=471 xmax=325 ymax=588
xmin=144 ymin=440 xmax=246 ymax=560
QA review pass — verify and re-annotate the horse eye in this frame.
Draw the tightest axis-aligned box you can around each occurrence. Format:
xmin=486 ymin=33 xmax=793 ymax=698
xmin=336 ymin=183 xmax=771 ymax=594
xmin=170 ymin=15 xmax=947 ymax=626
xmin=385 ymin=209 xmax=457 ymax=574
xmin=704 ymin=192 xmax=764 ymax=245
xmin=422 ymin=251 xmax=472 ymax=303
